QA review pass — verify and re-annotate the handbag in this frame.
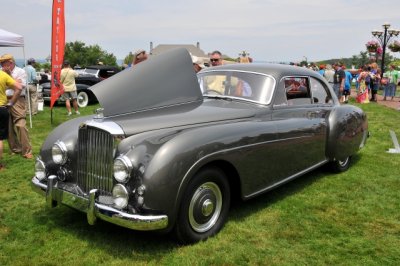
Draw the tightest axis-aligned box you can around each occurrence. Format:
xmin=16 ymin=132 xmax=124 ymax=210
xmin=381 ymin=77 xmax=388 ymax=85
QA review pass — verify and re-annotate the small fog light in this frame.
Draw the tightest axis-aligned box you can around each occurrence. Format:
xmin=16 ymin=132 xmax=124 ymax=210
xmin=113 ymin=184 xmax=129 ymax=209
xmin=35 ymin=158 xmax=46 ymax=181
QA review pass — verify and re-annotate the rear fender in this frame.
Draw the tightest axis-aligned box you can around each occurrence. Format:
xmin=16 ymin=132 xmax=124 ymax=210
xmin=326 ymin=105 xmax=368 ymax=161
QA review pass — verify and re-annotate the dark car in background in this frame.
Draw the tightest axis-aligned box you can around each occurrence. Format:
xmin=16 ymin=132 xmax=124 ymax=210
xmin=40 ymin=65 xmax=120 ymax=107
xmin=32 ymin=49 xmax=368 ymax=244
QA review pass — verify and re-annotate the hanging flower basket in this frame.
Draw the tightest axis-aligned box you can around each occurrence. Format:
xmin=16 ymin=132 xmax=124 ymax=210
xmin=365 ymin=40 xmax=380 ymax=52
xmin=388 ymin=40 xmax=400 ymax=52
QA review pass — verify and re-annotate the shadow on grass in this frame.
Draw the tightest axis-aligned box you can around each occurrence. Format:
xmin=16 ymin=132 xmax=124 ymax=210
xmin=32 ymin=206 xmax=179 ymax=256
xmin=31 ymin=153 xmax=362 ymax=256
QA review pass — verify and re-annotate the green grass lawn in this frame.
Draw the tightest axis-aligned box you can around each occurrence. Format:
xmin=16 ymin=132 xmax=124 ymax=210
xmin=1 ymin=101 xmax=399 ymax=265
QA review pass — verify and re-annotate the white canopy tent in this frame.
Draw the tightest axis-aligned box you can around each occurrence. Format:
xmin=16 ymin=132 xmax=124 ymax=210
xmin=0 ymin=28 xmax=32 ymax=128
xmin=0 ymin=29 xmax=24 ymax=47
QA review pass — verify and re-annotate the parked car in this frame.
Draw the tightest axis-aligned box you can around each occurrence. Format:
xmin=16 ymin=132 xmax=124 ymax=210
xmin=40 ymin=65 xmax=120 ymax=107
xmin=32 ymin=48 xmax=368 ymax=244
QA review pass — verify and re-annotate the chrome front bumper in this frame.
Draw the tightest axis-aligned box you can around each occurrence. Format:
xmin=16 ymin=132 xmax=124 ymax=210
xmin=31 ymin=175 xmax=168 ymax=231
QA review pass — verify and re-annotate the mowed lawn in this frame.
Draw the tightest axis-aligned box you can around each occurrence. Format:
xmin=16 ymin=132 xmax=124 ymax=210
xmin=0 ymin=100 xmax=399 ymax=265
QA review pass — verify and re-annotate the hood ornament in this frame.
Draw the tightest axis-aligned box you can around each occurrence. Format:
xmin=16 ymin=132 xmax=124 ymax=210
xmin=94 ymin=108 xmax=104 ymax=121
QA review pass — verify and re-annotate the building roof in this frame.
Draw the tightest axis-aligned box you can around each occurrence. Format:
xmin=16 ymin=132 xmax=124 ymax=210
xmin=151 ymin=44 xmax=207 ymax=58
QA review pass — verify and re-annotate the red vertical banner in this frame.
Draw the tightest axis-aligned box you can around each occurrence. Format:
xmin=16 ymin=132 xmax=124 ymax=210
xmin=50 ymin=0 xmax=65 ymax=109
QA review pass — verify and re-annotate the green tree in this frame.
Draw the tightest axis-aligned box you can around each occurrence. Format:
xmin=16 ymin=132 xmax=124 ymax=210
xmin=64 ymin=41 xmax=118 ymax=67
xmin=124 ymin=52 xmax=134 ymax=66
xmin=36 ymin=62 xmax=51 ymax=72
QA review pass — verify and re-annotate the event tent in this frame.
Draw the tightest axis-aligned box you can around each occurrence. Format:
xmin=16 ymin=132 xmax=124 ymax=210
xmin=0 ymin=28 xmax=24 ymax=47
xmin=0 ymin=28 xmax=33 ymax=128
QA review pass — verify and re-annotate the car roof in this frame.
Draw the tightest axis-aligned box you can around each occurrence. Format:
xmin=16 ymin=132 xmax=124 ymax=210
xmin=200 ymin=63 xmax=322 ymax=80
xmin=86 ymin=65 xmax=120 ymax=71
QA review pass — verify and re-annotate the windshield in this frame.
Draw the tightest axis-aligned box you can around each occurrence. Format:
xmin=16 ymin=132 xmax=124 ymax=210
xmin=81 ymin=68 xmax=99 ymax=76
xmin=197 ymin=70 xmax=275 ymax=105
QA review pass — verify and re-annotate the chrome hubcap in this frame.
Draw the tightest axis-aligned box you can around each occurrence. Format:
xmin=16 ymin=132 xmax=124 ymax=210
xmin=202 ymin=199 xmax=214 ymax=217
xmin=188 ymin=182 xmax=222 ymax=233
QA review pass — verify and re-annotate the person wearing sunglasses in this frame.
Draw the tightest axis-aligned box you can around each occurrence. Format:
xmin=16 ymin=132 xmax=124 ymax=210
xmin=209 ymin=50 xmax=223 ymax=67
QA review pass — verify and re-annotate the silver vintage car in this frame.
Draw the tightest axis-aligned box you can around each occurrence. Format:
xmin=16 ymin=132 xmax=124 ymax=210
xmin=32 ymin=48 xmax=368 ymax=243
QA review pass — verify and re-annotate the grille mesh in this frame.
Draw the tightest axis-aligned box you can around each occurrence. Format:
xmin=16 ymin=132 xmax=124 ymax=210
xmin=77 ymin=126 xmax=114 ymax=195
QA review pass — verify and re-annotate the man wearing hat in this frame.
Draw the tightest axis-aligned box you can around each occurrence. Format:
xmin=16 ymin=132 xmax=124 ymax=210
xmin=25 ymin=58 xmax=38 ymax=115
xmin=0 ymin=67 xmax=23 ymax=170
xmin=191 ymin=55 xmax=206 ymax=73
xmin=0 ymin=53 xmax=33 ymax=159
xmin=132 ymin=49 xmax=148 ymax=66
xmin=60 ymin=60 xmax=79 ymax=116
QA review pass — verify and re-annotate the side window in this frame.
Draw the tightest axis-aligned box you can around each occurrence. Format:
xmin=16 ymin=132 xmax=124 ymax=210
xmin=309 ymin=77 xmax=333 ymax=104
xmin=284 ymin=77 xmax=311 ymax=105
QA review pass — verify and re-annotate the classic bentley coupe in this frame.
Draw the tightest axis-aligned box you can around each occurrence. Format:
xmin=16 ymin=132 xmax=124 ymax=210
xmin=32 ymin=48 xmax=368 ymax=243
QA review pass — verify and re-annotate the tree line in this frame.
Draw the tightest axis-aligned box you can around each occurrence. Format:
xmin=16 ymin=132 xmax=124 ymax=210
xmin=35 ymin=41 xmax=400 ymax=71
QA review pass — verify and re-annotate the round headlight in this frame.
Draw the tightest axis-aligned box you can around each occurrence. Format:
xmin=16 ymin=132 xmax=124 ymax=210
xmin=35 ymin=159 xmax=46 ymax=181
xmin=52 ymin=141 xmax=68 ymax=165
xmin=113 ymin=155 xmax=133 ymax=183
xmin=113 ymin=184 xmax=129 ymax=209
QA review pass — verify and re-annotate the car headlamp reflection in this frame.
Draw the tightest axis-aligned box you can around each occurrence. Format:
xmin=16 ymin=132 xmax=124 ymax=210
xmin=52 ymin=140 xmax=68 ymax=165
xmin=113 ymin=155 xmax=133 ymax=183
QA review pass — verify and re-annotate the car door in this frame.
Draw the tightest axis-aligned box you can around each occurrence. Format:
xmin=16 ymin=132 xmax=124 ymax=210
xmin=268 ymin=76 xmax=332 ymax=185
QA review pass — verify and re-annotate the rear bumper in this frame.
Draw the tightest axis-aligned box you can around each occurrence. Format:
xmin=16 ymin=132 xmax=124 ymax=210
xmin=31 ymin=175 xmax=168 ymax=231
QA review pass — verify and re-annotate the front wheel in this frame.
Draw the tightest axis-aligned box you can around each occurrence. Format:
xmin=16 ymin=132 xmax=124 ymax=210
xmin=175 ymin=167 xmax=230 ymax=244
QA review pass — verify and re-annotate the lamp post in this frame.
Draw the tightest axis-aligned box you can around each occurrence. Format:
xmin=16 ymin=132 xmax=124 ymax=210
xmin=371 ymin=22 xmax=400 ymax=73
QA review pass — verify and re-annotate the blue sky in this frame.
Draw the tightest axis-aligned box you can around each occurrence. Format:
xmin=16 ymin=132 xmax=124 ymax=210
xmin=1 ymin=0 xmax=400 ymax=63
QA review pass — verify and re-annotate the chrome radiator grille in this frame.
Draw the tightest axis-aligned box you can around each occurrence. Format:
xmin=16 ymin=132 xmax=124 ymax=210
xmin=77 ymin=126 xmax=114 ymax=195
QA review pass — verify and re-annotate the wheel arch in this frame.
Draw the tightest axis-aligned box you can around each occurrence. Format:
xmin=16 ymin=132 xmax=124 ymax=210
xmin=175 ymin=160 xmax=242 ymax=214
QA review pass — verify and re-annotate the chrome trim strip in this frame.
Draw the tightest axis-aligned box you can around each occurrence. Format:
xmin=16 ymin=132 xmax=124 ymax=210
xmin=31 ymin=176 xmax=168 ymax=231
xmin=84 ymin=120 xmax=125 ymax=135
xmin=244 ymin=160 xmax=329 ymax=199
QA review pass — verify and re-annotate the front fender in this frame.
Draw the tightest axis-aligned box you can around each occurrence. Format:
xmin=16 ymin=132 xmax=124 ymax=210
xmin=326 ymin=105 xmax=368 ymax=161
xmin=120 ymin=120 xmax=275 ymax=231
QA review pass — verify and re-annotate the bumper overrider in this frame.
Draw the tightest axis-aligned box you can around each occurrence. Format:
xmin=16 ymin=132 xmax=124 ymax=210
xmin=31 ymin=175 xmax=168 ymax=231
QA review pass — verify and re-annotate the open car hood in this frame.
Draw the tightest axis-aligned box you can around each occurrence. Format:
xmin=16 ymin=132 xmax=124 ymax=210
xmin=90 ymin=48 xmax=203 ymax=117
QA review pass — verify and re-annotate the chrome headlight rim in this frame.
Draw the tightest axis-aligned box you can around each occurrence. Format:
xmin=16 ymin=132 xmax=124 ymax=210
xmin=52 ymin=140 xmax=68 ymax=165
xmin=112 ymin=184 xmax=129 ymax=209
xmin=35 ymin=158 xmax=46 ymax=181
xmin=113 ymin=155 xmax=133 ymax=183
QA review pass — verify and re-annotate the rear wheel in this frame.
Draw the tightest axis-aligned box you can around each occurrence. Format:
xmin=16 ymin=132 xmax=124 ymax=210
xmin=329 ymin=156 xmax=351 ymax=173
xmin=77 ymin=91 xmax=89 ymax=107
xmin=175 ymin=167 xmax=230 ymax=244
